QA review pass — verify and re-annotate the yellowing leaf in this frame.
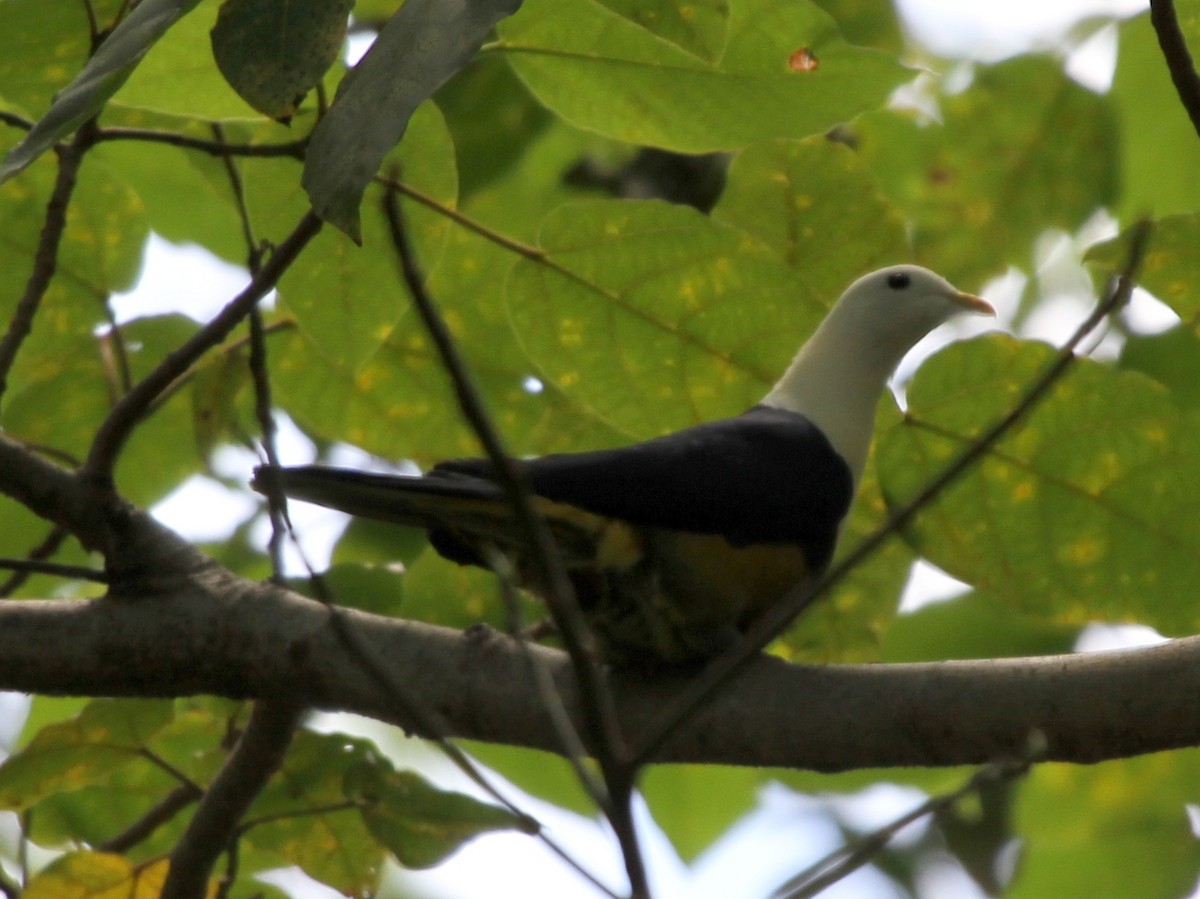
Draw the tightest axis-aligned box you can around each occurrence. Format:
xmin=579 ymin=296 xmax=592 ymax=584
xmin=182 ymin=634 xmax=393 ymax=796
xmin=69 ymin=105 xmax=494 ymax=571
xmin=878 ymin=335 xmax=1200 ymax=631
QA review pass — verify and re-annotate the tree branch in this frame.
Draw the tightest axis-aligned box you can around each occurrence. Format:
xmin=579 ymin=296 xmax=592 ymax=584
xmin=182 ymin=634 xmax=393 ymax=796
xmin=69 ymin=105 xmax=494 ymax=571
xmin=162 ymin=699 xmax=304 ymax=899
xmin=1150 ymin=0 xmax=1200 ymax=140
xmin=84 ymin=211 xmax=323 ymax=485
xmin=0 ymin=129 xmax=89 ymax=402
xmin=0 ymin=524 xmax=1196 ymax=770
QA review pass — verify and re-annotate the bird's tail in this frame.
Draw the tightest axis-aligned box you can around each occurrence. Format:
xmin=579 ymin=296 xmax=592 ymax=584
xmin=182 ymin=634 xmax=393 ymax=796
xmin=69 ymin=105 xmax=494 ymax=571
xmin=250 ymin=464 xmax=613 ymax=564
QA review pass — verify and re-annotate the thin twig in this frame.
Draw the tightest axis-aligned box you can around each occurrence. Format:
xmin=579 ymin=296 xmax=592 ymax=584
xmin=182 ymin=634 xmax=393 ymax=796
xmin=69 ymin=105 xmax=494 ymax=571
xmin=84 ymin=212 xmax=322 ymax=484
xmin=1150 ymin=0 xmax=1200 ymax=140
xmin=161 ymin=699 xmax=305 ymax=899
xmin=773 ymin=744 xmax=1040 ymax=899
xmin=211 ymin=123 xmax=288 ymax=582
xmin=632 ymin=220 xmax=1154 ymax=768
xmin=98 ymin=782 xmax=203 ymax=853
xmin=0 ymin=557 xmax=108 ymax=584
xmin=380 ymin=184 xmax=650 ymax=897
xmin=0 ymin=128 xmax=91 ymax=402
xmin=0 ymin=110 xmax=32 ymax=131
xmin=0 ymin=527 xmax=71 ymax=596
xmin=483 ymin=545 xmax=608 ymax=806
xmin=377 ymin=175 xmax=544 ymax=261
xmin=93 ymin=127 xmax=308 ymax=158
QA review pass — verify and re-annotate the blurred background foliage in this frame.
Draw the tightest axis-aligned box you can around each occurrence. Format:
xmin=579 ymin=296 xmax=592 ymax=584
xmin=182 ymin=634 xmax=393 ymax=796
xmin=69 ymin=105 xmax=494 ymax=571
xmin=2 ymin=0 xmax=1199 ymax=896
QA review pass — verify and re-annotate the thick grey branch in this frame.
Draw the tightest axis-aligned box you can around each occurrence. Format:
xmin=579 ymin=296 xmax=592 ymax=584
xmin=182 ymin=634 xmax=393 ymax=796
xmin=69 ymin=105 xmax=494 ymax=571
xmin=0 ymin=530 xmax=1194 ymax=770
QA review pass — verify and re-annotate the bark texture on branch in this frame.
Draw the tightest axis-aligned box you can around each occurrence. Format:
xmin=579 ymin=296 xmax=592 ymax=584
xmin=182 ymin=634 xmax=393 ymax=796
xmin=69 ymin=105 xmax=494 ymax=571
xmin=0 ymin=517 xmax=1195 ymax=771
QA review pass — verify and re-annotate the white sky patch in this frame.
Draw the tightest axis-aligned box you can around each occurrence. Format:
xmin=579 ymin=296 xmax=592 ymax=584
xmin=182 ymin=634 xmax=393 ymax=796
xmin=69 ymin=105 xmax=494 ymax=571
xmin=1074 ymin=622 xmax=1169 ymax=652
xmin=111 ymin=234 xmax=255 ymax=324
xmin=896 ymin=0 xmax=1146 ymax=62
xmin=151 ymin=475 xmax=258 ymax=543
xmin=899 ymin=560 xmax=973 ymax=612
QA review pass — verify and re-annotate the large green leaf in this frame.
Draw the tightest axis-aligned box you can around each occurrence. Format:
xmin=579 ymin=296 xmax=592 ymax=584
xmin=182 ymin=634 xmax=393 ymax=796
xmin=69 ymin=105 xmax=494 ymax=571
xmin=245 ymin=731 xmax=387 ymax=895
xmin=1110 ymin=3 xmax=1200 ymax=219
xmin=111 ymin=0 xmax=259 ymax=120
xmin=24 ymin=852 xmax=172 ymax=899
xmin=877 ymin=335 xmax=1200 ymax=631
xmin=857 ymin=56 xmax=1118 ymax=286
xmin=345 ymin=753 xmax=532 ymax=869
xmin=211 ymin=0 xmax=353 ymax=119
xmin=713 ymin=136 xmax=908 ymax=282
xmin=505 ymin=199 xmax=816 ymax=437
xmin=0 ymin=0 xmax=203 ymax=181
xmin=280 ymin=102 xmax=457 ymax=373
xmin=499 ymin=0 xmax=906 ymax=152
xmin=1086 ymin=213 xmax=1200 ymax=324
xmin=303 ymin=0 xmax=523 ymax=237
xmin=1012 ymin=752 xmax=1200 ymax=899
xmin=0 ymin=700 xmax=173 ymax=812
xmin=594 ymin=0 xmax=731 ymax=62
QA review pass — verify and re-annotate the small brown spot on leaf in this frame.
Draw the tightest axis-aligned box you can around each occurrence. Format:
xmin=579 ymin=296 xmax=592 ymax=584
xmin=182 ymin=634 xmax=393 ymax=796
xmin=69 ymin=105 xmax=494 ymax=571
xmin=789 ymin=47 xmax=819 ymax=72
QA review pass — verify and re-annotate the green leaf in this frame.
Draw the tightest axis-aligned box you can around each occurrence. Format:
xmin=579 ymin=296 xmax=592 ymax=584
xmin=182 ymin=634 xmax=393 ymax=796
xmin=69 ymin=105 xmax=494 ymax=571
xmin=782 ymin=403 xmax=917 ymax=662
xmin=434 ymin=55 xmax=553 ymax=199
xmin=857 ymin=56 xmax=1118 ymax=285
xmin=877 ymin=335 xmax=1200 ymax=632
xmin=506 ymin=199 xmax=816 ymax=437
xmin=345 ymin=752 xmax=533 ymax=869
xmin=500 ymin=0 xmax=906 ymax=152
xmin=191 ymin=344 xmax=250 ymax=459
xmin=0 ymin=699 xmax=174 ymax=812
xmin=302 ymin=0 xmax=522 ymax=237
xmin=1086 ymin=213 xmax=1200 ymax=323
xmin=713 ymin=136 xmax=909 ymax=281
xmin=1110 ymin=4 xmax=1200 ymax=219
xmin=111 ymin=0 xmax=264 ymax=120
xmin=460 ymin=742 xmax=597 ymax=816
xmin=881 ymin=592 xmax=1079 ymax=663
xmin=245 ymin=731 xmax=386 ymax=895
xmin=282 ymin=102 xmax=458 ymax=372
xmin=0 ymin=0 xmax=203 ymax=181
xmin=211 ymin=0 xmax=354 ymax=119
xmin=641 ymin=764 xmax=759 ymax=861
xmin=1012 ymin=752 xmax=1200 ymax=899
xmin=24 ymin=852 xmax=172 ymax=899
xmin=1120 ymin=327 xmax=1200 ymax=411
xmin=332 ymin=516 xmax=430 ymax=569
xmin=594 ymin=0 xmax=730 ymax=62
xmin=809 ymin=0 xmax=903 ymax=52
xmin=0 ymin=0 xmax=114 ymax=116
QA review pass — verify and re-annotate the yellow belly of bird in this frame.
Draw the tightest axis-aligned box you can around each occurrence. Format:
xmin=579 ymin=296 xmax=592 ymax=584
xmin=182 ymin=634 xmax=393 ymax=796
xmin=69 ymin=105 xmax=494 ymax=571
xmin=515 ymin=499 xmax=811 ymax=666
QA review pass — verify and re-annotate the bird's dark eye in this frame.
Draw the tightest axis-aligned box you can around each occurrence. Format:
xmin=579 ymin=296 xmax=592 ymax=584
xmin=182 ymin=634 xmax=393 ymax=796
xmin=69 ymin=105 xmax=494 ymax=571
xmin=887 ymin=271 xmax=911 ymax=290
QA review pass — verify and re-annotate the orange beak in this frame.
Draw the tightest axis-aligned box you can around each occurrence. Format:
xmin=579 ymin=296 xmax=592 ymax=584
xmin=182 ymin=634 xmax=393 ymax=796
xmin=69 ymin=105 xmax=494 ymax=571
xmin=953 ymin=291 xmax=995 ymax=316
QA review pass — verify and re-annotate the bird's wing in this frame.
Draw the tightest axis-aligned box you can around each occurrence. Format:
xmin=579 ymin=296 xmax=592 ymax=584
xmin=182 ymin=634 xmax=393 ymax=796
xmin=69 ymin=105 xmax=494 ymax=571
xmin=435 ymin=406 xmax=854 ymax=547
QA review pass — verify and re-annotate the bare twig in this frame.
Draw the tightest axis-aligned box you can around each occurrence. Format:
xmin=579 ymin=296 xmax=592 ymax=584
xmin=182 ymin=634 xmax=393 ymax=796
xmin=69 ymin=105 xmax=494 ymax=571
xmin=0 ymin=527 xmax=70 ymax=596
xmin=84 ymin=212 xmax=322 ymax=484
xmin=99 ymin=782 xmax=203 ymax=854
xmin=0 ymin=110 xmax=32 ymax=131
xmin=93 ymin=127 xmax=308 ymax=158
xmin=0 ymin=128 xmax=91 ymax=402
xmin=211 ymin=123 xmax=289 ymax=581
xmin=772 ymin=741 xmax=1040 ymax=899
xmin=161 ymin=699 xmax=305 ymax=899
xmin=484 ymin=545 xmax=607 ymax=805
xmin=632 ymin=220 xmax=1154 ymax=768
xmin=380 ymin=184 xmax=650 ymax=896
xmin=1150 ymin=0 xmax=1200 ymax=140
xmin=0 ymin=557 xmax=108 ymax=584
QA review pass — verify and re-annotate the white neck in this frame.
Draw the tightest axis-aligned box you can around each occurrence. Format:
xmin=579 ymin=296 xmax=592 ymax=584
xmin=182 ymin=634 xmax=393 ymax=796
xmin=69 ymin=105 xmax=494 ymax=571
xmin=760 ymin=306 xmax=905 ymax=483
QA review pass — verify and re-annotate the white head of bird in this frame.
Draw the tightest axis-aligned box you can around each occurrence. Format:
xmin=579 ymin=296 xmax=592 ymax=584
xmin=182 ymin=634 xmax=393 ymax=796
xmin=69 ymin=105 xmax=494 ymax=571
xmin=762 ymin=265 xmax=994 ymax=483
